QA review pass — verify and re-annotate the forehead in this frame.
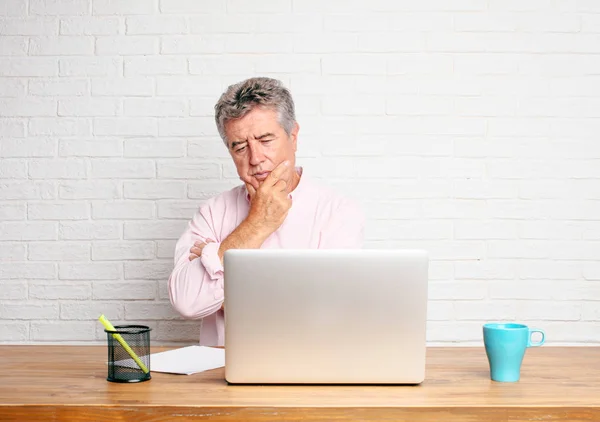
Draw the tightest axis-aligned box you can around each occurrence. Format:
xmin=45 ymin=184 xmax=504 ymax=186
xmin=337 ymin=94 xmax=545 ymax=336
xmin=224 ymin=107 xmax=282 ymax=141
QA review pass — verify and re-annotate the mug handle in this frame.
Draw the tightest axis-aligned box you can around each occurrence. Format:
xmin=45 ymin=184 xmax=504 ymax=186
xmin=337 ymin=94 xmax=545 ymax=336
xmin=528 ymin=328 xmax=545 ymax=347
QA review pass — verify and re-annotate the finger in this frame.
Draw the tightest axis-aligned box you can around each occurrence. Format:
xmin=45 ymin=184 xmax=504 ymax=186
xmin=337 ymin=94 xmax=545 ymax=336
xmin=189 ymin=253 xmax=200 ymax=261
xmin=245 ymin=182 xmax=256 ymax=199
xmin=265 ymin=160 xmax=290 ymax=185
xmin=275 ymin=179 xmax=287 ymax=192
xmin=190 ymin=246 xmax=204 ymax=256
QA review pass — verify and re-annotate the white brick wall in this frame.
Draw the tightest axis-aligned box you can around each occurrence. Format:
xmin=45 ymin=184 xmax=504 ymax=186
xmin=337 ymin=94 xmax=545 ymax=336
xmin=0 ymin=0 xmax=599 ymax=346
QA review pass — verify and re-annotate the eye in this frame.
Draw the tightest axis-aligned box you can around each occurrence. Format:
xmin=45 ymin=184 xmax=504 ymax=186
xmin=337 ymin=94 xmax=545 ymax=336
xmin=235 ymin=146 xmax=246 ymax=153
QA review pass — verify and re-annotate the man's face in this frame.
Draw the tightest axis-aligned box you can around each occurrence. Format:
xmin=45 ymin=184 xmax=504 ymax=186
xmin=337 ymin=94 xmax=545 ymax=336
xmin=224 ymin=107 xmax=299 ymax=192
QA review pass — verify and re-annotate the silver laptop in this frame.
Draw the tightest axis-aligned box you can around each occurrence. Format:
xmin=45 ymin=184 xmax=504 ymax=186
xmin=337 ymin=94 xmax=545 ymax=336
xmin=223 ymin=249 xmax=429 ymax=384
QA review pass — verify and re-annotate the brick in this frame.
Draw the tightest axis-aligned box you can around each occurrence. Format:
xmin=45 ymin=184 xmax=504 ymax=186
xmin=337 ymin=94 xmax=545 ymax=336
xmin=59 ymin=57 xmax=121 ymax=77
xmin=157 ymin=201 xmax=200 ymax=219
xmin=518 ymin=221 xmax=582 ymax=240
xmin=28 ymin=202 xmax=89 ymax=220
xmin=0 ymin=58 xmax=58 ymax=76
xmin=30 ymin=322 xmax=95 ymax=341
xmin=427 ymin=322 xmax=482 ymax=343
xmin=0 ymin=181 xmax=55 ymax=200
xmin=0 ymin=222 xmax=57 ymax=241
xmin=126 ymin=16 xmax=186 ymax=34
xmin=584 ymin=263 xmax=600 ymax=280
xmin=187 ymin=138 xmax=229 ymax=159
xmin=369 ymin=220 xmax=452 ymax=240
xmin=159 ymin=0 xmax=224 ymax=13
xmin=124 ymin=261 xmax=173 ymax=280
xmin=429 ymin=281 xmax=487 ymax=300
xmin=455 ymin=260 xmax=516 ymax=280
xmin=322 ymin=54 xmax=386 ymax=75
xmin=29 ymin=78 xmax=89 ymax=96
xmin=91 ymin=77 xmax=153 ymax=96
xmin=157 ymin=279 xmax=169 ymax=299
xmin=0 ymin=303 xmax=59 ymax=320
xmin=29 ymin=36 xmax=94 ymax=55
xmin=0 ymin=0 xmax=26 ymax=16
xmin=92 ymin=241 xmax=155 ymax=260
xmin=90 ymin=159 xmax=155 ymax=179
xmin=0 ymin=263 xmax=56 ymax=280
xmin=157 ymin=161 xmax=220 ymax=179
xmin=161 ymin=35 xmax=224 ymax=54
xmin=0 ymin=202 xmax=26 ymax=220
xmin=58 ymin=98 xmax=120 ymax=117
xmin=456 ymin=96 xmax=516 ymax=117
xmin=0 ymin=160 xmax=26 ymax=178
xmin=517 ymin=260 xmax=581 ymax=280
xmin=96 ymin=36 xmax=158 ymax=55
xmin=0 ymin=282 xmax=27 ymax=300
xmin=454 ymin=180 xmax=518 ymax=199
xmin=155 ymin=321 xmax=199 ymax=342
xmin=155 ymin=76 xmax=222 ymax=96
xmin=124 ymin=221 xmax=187 ymax=240
xmin=93 ymin=0 xmax=157 ymax=14
xmin=94 ymin=118 xmax=157 ymax=137
xmin=359 ymin=32 xmax=425 ymax=53
xmin=123 ymin=98 xmax=186 ymax=117
xmin=0 ymin=98 xmax=56 ymax=117
xmin=386 ymin=95 xmax=453 ymax=116
xmin=188 ymin=181 xmax=238 ymax=200
xmin=455 ymin=301 xmax=517 ymax=321
xmin=59 ymin=139 xmax=122 ymax=157
xmin=59 ymin=221 xmax=120 ymax=240
xmin=29 ymin=242 xmax=90 ymax=261
xmin=490 ymin=0 xmax=552 ymax=11
xmin=92 ymin=200 xmax=155 ymax=219
xmin=0 ymin=243 xmax=27 ymax=261
xmin=0 ymin=36 xmax=27 ymax=55
xmin=60 ymin=17 xmax=119 ymax=34
xmin=30 ymin=0 xmax=91 ymax=15
xmin=517 ymin=301 xmax=581 ymax=321
xmin=454 ymin=13 xmax=516 ymax=32
xmin=124 ymin=139 xmax=185 ymax=158
xmin=487 ymin=240 xmax=549 ymax=259
xmin=582 ymin=302 xmax=600 ymax=321
xmin=455 ymin=221 xmax=518 ymax=240
xmin=28 ymin=159 xmax=86 ymax=179
xmin=0 ymin=17 xmax=58 ymax=36
xmin=93 ymin=281 xmax=156 ymax=300
xmin=59 ymin=181 xmax=121 ymax=200
xmin=29 ymin=117 xmax=91 ymax=136
xmin=125 ymin=302 xmax=181 ymax=320
xmin=427 ymin=301 xmax=454 ymax=321
xmin=189 ymin=56 xmax=255 ymax=76
xmin=124 ymin=56 xmax=187 ymax=76
xmin=59 ymin=262 xmax=121 ymax=280
xmin=0 ymin=120 xmax=25 ymax=138
xmin=60 ymin=301 xmax=124 ymax=320
xmin=0 ymin=78 xmax=25 ymax=96
xmin=28 ymin=279 xmax=86 ymax=300
xmin=0 ymin=322 xmax=28 ymax=342
xmin=158 ymin=117 xmax=217 ymax=136
xmin=156 ymin=239 xmax=176 ymax=258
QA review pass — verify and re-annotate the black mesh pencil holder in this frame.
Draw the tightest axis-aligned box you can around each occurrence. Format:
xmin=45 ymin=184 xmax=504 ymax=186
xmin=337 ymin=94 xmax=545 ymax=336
xmin=105 ymin=325 xmax=152 ymax=383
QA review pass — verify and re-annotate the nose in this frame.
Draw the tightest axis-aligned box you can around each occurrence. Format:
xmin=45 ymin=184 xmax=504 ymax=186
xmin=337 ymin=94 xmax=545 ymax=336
xmin=248 ymin=141 xmax=264 ymax=166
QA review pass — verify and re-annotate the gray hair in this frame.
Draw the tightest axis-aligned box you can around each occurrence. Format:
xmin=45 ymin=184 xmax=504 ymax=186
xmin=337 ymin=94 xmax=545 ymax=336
xmin=214 ymin=77 xmax=296 ymax=146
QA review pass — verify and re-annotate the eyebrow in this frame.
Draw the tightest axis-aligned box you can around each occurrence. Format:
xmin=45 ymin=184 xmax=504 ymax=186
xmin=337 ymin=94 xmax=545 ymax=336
xmin=230 ymin=133 xmax=275 ymax=149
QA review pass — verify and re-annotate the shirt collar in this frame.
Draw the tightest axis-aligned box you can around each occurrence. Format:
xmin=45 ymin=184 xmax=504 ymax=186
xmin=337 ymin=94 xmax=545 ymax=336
xmin=245 ymin=166 xmax=304 ymax=203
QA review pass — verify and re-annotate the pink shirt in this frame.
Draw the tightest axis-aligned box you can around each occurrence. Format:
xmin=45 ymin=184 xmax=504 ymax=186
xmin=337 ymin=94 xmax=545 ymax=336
xmin=168 ymin=168 xmax=365 ymax=346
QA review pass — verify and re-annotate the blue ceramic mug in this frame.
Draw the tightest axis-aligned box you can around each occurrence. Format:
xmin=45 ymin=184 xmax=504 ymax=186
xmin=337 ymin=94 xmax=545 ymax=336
xmin=483 ymin=323 xmax=545 ymax=382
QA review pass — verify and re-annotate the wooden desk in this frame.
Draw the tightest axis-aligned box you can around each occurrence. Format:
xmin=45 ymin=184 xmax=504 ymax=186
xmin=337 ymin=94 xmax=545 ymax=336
xmin=0 ymin=346 xmax=598 ymax=421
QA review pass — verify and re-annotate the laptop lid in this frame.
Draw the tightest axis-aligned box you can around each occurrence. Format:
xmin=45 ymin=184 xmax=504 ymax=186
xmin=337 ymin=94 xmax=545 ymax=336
xmin=223 ymin=249 xmax=429 ymax=384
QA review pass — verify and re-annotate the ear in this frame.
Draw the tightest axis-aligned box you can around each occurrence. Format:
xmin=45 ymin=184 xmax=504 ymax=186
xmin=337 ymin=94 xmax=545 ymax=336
xmin=290 ymin=122 xmax=299 ymax=152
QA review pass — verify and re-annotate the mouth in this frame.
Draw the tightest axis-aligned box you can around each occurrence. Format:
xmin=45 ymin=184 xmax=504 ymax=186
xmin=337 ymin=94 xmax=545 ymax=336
xmin=253 ymin=171 xmax=271 ymax=181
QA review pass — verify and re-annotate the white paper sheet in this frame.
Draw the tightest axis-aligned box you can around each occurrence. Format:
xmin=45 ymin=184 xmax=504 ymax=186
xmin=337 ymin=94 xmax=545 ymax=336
xmin=113 ymin=345 xmax=225 ymax=375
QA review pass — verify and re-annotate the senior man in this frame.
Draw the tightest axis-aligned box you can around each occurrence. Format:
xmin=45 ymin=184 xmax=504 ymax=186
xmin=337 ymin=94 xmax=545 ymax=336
xmin=168 ymin=77 xmax=365 ymax=346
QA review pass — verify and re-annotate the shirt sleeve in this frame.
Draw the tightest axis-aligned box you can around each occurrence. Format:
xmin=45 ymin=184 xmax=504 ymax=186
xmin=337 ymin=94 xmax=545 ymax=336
xmin=167 ymin=204 xmax=224 ymax=320
xmin=318 ymin=197 xmax=366 ymax=249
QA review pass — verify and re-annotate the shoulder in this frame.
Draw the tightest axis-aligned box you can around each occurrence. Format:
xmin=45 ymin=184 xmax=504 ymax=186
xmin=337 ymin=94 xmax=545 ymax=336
xmin=304 ymin=178 xmax=365 ymax=221
xmin=197 ymin=184 xmax=246 ymax=216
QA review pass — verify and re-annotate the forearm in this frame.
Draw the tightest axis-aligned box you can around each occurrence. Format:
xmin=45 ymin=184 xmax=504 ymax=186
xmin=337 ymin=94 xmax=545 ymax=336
xmin=217 ymin=219 xmax=272 ymax=262
xmin=168 ymin=257 xmax=223 ymax=320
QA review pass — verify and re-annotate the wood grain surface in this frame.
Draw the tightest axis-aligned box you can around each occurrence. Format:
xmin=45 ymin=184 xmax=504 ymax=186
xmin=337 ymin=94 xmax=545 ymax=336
xmin=0 ymin=346 xmax=599 ymax=421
